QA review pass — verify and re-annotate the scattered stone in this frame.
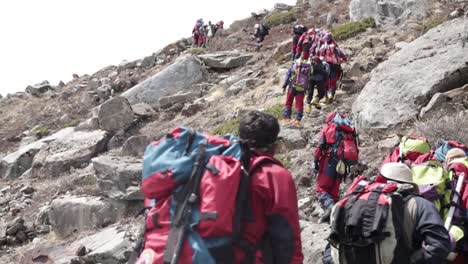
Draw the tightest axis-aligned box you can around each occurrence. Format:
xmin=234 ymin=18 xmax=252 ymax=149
xmin=122 ymin=55 xmax=206 ymax=106
xmin=159 ymin=91 xmax=199 ymax=109
xmin=32 ymin=128 xmax=109 ymax=178
xmin=395 ymin=41 xmax=409 ymax=49
xmin=76 ymin=245 xmax=87 ymax=256
xmin=20 ymin=186 xmax=35 ymax=194
xmin=72 ymin=74 xmax=80 ymax=79
xmin=58 ymin=81 xmax=66 ymax=88
xmin=48 ymin=195 xmax=125 ymax=237
xmin=378 ymin=135 xmax=400 ymax=152
xmin=92 ymin=155 xmax=143 ymax=200
xmin=198 ymin=51 xmax=253 ymax=69
xmin=181 ymin=102 xmax=205 ymax=117
xmin=0 ymin=220 xmax=6 ymax=237
xmin=108 ymin=71 xmax=119 ymax=78
xmin=273 ymin=3 xmax=293 ymax=12
xmin=96 ymin=85 xmax=112 ymax=102
xmin=298 ymin=197 xmax=312 ymax=210
xmin=141 ymin=54 xmax=157 ymax=68
xmin=107 ymin=130 xmax=127 ymax=150
xmin=279 ymin=127 xmax=307 ymax=149
xmin=97 ymin=96 xmax=134 ymax=132
xmin=87 ymin=78 xmax=101 ymax=90
xmin=0 ymin=141 xmax=46 ymax=179
xmin=25 ymin=81 xmax=52 ymax=96
xmin=131 ymin=103 xmax=157 ymax=118
xmin=121 ymin=135 xmax=150 ymax=157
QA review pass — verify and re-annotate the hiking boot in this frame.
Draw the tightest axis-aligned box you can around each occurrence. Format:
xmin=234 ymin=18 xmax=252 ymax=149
xmin=311 ymin=98 xmax=321 ymax=110
xmin=320 ymin=97 xmax=329 ymax=104
xmin=281 ymin=118 xmax=291 ymax=125
xmin=305 ymin=104 xmax=312 ymax=113
xmin=293 ymin=120 xmax=302 ymax=127
xmin=318 ymin=207 xmax=332 ymax=224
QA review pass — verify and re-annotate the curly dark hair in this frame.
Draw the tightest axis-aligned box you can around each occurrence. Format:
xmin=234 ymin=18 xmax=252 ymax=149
xmin=239 ymin=111 xmax=280 ymax=149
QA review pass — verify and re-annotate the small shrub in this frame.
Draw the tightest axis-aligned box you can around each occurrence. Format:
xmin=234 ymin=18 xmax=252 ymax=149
xmin=416 ymin=19 xmax=445 ymax=34
xmin=415 ymin=114 xmax=468 ymax=145
xmin=264 ymin=11 xmax=296 ymax=28
xmin=33 ymin=126 xmax=50 ymax=139
xmin=185 ymin=47 xmax=205 ymax=55
xmin=63 ymin=119 xmax=80 ymax=128
xmin=264 ymin=104 xmax=284 ymax=119
xmin=212 ymin=118 xmax=240 ymax=136
xmin=331 ymin=17 xmax=376 ymax=40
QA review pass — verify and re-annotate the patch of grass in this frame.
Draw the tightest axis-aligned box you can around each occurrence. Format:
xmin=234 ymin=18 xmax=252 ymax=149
xmin=212 ymin=118 xmax=240 ymax=136
xmin=331 ymin=17 xmax=376 ymax=40
xmin=32 ymin=126 xmax=50 ymax=139
xmin=276 ymin=154 xmax=292 ymax=169
xmin=264 ymin=11 xmax=296 ymax=28
xmin=415 ymin=114 xmax=468 ymax=145
xmin=186 ymin=47 xmax=205 ymax=55
xmin=264 ymin=104 xmax=284 ymax=119
xmin=63 ymin=119 xmax=80 ymax=128
xmin=416 ymin=19 xmax=445 ymax=34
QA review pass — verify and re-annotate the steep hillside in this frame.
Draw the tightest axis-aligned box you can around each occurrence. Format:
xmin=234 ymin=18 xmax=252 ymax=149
xmin=0 ymin=1 xmax=467 ymax=263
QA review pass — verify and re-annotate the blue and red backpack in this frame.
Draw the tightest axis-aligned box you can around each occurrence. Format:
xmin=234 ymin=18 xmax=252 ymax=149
xmin=434 ymin=140 xmax=468 ymax=162
xmin=132 ymin=127 xmax=274 ymax=264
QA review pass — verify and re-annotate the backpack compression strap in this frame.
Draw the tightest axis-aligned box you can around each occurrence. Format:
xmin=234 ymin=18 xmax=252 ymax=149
xmin=362 ymin=185 xmax=385 ymax=240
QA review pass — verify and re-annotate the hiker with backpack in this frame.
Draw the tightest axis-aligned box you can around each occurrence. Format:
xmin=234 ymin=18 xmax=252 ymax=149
xmin=296 ymin=28 xmax=317 ymax=60
xmin=134 ymin=111 xmax=303 ymax=264
xmin=281 ymin=58 xmax=313 ymax=126
xmin=292 ymin=23 xmax=307 ymax=60
xmin=192 ymin=19 xmax=204 ymax=47
xmin=305 ymin=55 xmax=330 ymax=113
xmin=253 ymin=19 xmax=269 ymax=50
xmin=325 ymin=162 xmax=451 ymax=264
xmin=313 ymin=112 xmax=359 ymax=223
xmin=444 ymin=148 xmax=468 ymax=264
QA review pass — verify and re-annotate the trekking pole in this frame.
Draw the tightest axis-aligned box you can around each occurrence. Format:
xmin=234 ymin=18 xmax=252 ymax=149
xmin=444 ymin=173 xmax=465 ymax=230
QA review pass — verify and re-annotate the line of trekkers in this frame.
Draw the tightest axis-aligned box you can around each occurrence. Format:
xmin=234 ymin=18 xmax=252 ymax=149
xmin=282 ymin=23 xmax=348 ymax=127
xmin=192 ymin=18 xmax=224 ymax=48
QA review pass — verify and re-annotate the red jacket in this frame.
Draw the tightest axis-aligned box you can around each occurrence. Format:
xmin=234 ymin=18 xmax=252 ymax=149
xmin=235 ymin=151 xmax=303 ymax=264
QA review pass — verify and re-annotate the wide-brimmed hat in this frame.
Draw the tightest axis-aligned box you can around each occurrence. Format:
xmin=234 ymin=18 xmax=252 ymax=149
xmin=380 ymin=162 xmax=414 ymax=185
xmin=446 ymin=148 xmax=466 ymax=164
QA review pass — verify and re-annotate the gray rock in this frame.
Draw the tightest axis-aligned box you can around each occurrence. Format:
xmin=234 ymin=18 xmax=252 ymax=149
xmin=131 ymin=103 xmax=157 ymax=118
xmin=395 ymin=41 xmax=409 ymax=49
xmin=159 ymin=91 xmax=200 ymax=109
xmin=0 ymin=220 xmax=7 ymax=238
xmin=378 ymin=135 xmax=400 ymax=152
xmin=32 ymin=129 xmax=109 ymax=178
xmin=0 ymin=141 xmax=46 ymax=179
xmin=121 ymin=135 xmax=150 ymax=157
xmin=141 ymin=54 xmax=157 ymax=68
xmin=97 ymin=85 xmax=112 ymax=102
xmin=273 ymin=3 xmax=293 ymax=12
xmin=48 ymin=195 xmax=125 ymax=237
xmin=298 ymin=197 xmax=312 ymax=210
xmin=301 ymin=222 xmax=329 ymax=263
xmin=25 ymin=81 xmax=52 ymax=96
xmin=349 ymin=0 xmax=429 ymax=24
xmin=77 ymin=117 xmax=100 ymax=131
xmin=92 ymin=155 xmax=143 ymax=200
xmin=87 ymin=78 xmax=101 ymax=90
xmin=226 ymin=78 xmax=265 ymax=96
xmin=279 ymin=128 xmax=307 ymax=149
xmin=353 ymin=18 xmax=468 ymax=129
xmin=122 ymin=55 xmax=206 ymax=106
xmin=198 ymin=52 xmax=253 ymax=69
xmin=419 ymin=93 xmax=450 ymax=118
xmin=97 ymin=96 xmax=134 ymax=132
xmin=107 ymin=130 xmax=127 ymax=150
xmin=181 ymin=102 xmax=205 ymax=117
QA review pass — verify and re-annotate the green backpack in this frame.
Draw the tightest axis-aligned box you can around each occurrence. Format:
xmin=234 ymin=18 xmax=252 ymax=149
xmin=412 ymin=160 xmax=451 ymax=215
xmin=399 ymin=136 xmax=431 ymax=161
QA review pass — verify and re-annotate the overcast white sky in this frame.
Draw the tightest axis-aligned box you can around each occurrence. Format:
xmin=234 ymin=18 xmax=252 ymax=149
xmin=0 ymin=0 xmax=296 ymax=95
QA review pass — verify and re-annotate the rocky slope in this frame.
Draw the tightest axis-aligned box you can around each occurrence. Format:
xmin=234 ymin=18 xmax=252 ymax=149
xmin=1 ymin=1 xmax=467 ymax=263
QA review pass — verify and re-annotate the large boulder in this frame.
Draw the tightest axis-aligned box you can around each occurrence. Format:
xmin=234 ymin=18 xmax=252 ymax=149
xmin=352 ymin=18 xmax=468 ymax=129
xmin=198 ymin=51 xmax=253 ymax=69
xmin=349 ymin=0 xmax=430 ymax=24
xmin=92 ymin=155 xmax=143 ymax=200
xmin=25 ymin=80 xmax=52 ymax=96
xmin=122 ymin=55 xmax=206 ymax=106
xmin=32 ymin=129 xmax=109 ymax=178
xmin=121 ymin=135 xmax=150 ymax=157
xmin=0 ymin=141 xmax=46 ymax=179
xmin=48 ymin=195 xmax=125 ymax=237
xmin=97 ymin=96 xmax=134 ymax=132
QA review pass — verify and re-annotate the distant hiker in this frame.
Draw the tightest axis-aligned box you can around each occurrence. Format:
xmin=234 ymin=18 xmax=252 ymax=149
xmin=254 ymin=20 xmax=269 ymax=50
xmin=200 ymin=24 xmax=209 ymax=48
xmin=305 ymin=56 xmax=330 ymax=113
xmin=216 ymin=20 xmax=224 ymax=32
xmin=319 ymin=34 xmax=348 ymax=102
xmin=313 ymin=112 xmax=359 ymax=223
xmin=192 ymin=18 xmax=204 ymax=47
xmin=292 ymin=23 xmax=307 ymax=60
xmin=444 ymin=148 xmax=468 ymax=264
xmin=281 ymin=59 xmax=313 ymax=126
xmin=296 ymin=28 xmax=316 ymax=60
xmin=325 ymin=162 xmax=451 ymax=264
xmin=133 ymin=111 xmax=303 ymax=264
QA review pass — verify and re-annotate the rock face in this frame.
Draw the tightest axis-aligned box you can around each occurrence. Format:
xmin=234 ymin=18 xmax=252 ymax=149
xmin=122 ymin=55 xmax=205 ymax=106
xmin=198 ymin=52 xmax=253 ymax=69
xmin=32 ymin=129 xmax=109 ymax=178
xmin=0 ymin=141 xmax=45 ymax=179
xmin=48 ymin=195 xmax=125 ymax=237
xmin=97 ymin=96 xmax=134 ymax=132
xmin=159 ymin=91 xmax=200 ymax=109
xmin=92 ymin=155 xmax=143 ymax=200
xmin=25 ymin=80 xmax=52 ymax=96
xmin=121 ymin=135 xmax=150 ymax=157
xmin=353 ymin=18 xmax=468 ymax=129
xmin=349 ymin=0 xmax=429 ymax=24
